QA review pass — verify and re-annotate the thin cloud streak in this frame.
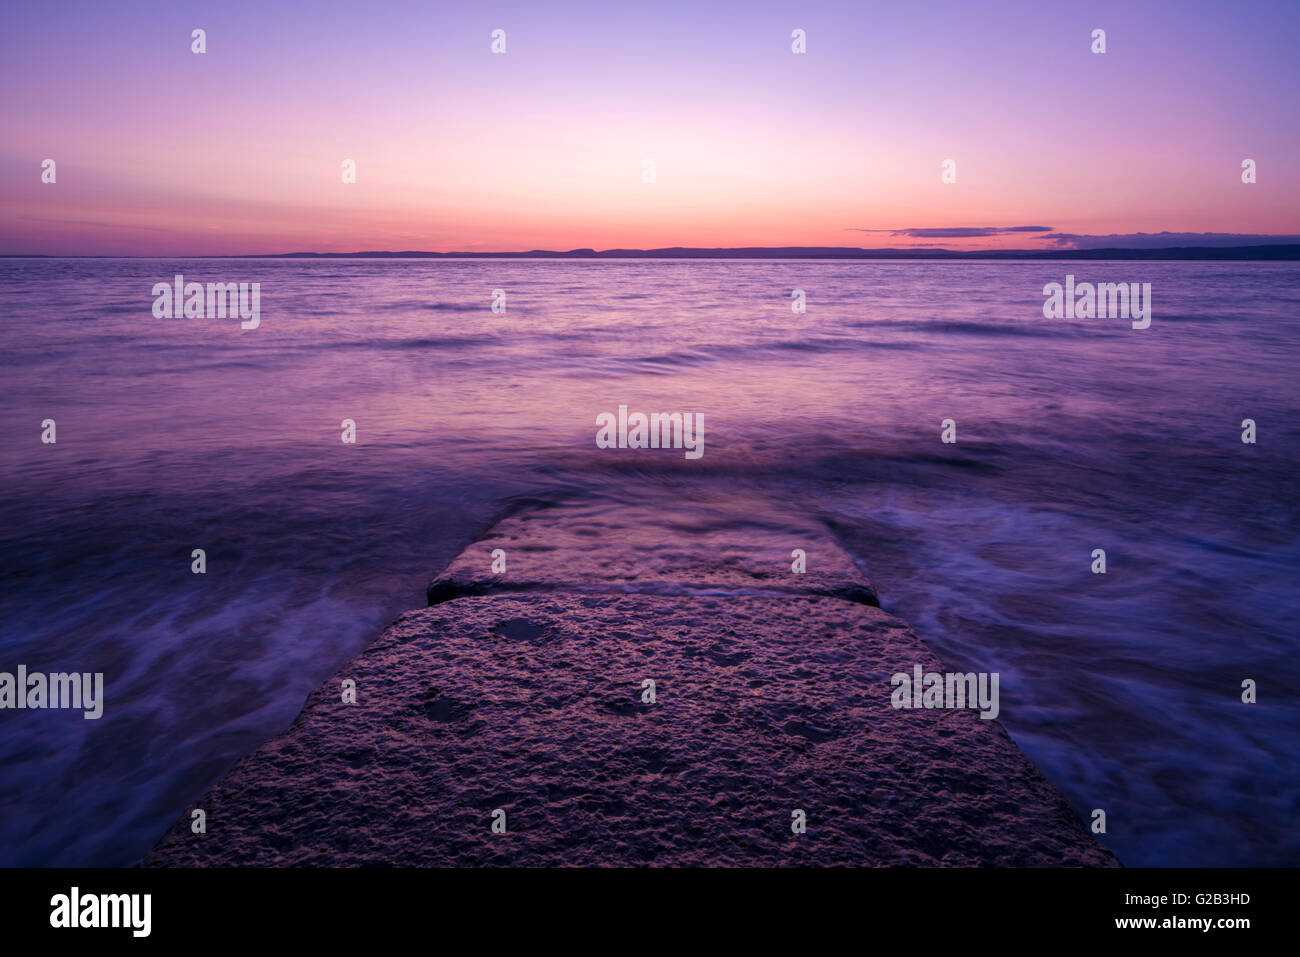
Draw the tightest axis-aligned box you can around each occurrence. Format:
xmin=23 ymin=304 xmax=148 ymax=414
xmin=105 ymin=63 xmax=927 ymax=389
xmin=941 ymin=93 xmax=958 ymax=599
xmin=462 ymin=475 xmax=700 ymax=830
xmin=846 ymin=226 xmax=1054 ymax=239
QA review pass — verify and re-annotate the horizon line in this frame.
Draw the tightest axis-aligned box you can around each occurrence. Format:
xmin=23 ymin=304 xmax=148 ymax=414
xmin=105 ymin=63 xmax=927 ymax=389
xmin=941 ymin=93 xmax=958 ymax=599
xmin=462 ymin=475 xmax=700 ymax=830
xmin=6 ymin=243 xmax=1300 ymax=261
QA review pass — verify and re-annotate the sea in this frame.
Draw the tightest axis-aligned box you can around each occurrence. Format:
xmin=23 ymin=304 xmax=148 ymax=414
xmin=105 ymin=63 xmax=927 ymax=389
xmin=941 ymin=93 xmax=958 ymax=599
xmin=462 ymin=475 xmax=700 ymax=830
xmin=1 ymin=257 xmax=1297 ymax=866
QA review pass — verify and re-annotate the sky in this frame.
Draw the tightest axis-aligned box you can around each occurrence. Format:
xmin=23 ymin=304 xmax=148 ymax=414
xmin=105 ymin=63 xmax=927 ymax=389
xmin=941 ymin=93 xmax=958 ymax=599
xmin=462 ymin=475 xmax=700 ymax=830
xmin=1 ymin=0 xmax=1298 ymax=255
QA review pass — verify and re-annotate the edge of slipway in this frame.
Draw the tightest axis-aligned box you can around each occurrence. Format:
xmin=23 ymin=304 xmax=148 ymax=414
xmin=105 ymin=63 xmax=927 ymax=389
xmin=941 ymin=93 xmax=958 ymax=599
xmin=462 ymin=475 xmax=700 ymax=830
xmin=142 ymin=496 xmax=1119 ymax=867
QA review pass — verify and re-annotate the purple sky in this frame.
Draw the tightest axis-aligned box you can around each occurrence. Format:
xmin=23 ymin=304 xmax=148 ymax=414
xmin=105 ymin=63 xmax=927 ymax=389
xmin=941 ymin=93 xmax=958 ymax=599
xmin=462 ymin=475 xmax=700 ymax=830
xmin=2 ymin=0 xmax=1297 ymax=254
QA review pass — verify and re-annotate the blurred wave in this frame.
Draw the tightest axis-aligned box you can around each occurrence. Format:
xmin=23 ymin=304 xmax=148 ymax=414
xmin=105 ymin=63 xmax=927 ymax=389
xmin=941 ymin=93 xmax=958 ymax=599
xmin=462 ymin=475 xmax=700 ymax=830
xmin=0 ymin=257 xmax=1297 ymax=866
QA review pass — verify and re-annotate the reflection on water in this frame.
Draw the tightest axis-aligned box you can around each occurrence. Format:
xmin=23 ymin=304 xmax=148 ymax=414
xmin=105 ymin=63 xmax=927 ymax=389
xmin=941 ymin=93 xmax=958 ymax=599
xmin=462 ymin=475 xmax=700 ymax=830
xmin=1 ymin=258 xmax=1297 ymax=865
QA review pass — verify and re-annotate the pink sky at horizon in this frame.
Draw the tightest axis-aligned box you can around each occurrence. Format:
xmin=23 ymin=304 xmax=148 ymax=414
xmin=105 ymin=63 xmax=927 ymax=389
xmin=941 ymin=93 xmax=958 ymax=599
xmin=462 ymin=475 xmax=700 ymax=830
xmin=2 ymin=0 xmax=1298 ymax=255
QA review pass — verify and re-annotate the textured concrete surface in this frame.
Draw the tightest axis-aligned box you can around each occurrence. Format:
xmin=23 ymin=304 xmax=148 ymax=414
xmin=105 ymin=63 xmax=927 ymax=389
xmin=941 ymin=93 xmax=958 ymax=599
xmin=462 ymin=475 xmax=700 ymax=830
xmin=426 ymin=497 xmax=879 ymax=607
xmin=143 ymin=499 xmax=1117 ymax=867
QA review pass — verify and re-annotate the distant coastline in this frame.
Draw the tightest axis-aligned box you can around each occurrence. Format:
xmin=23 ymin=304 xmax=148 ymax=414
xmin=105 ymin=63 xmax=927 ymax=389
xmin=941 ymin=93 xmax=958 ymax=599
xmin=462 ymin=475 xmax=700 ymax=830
xmin=5 ymin=244 xmax=1300 ymax=260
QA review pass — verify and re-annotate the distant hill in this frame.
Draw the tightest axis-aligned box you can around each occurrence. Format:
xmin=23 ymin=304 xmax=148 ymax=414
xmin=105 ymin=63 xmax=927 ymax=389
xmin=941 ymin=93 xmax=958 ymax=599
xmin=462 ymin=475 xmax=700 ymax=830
xmin=252 ymin=245 xmax=1300 ymax=261
xmin=7 ymin=245 xmax=1299 ymax=260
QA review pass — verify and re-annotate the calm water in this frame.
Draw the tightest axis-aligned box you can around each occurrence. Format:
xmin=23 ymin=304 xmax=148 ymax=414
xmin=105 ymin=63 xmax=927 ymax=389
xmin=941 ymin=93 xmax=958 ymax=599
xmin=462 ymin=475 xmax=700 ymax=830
xmin=1 ymin=258 xmax=1297 ymax=866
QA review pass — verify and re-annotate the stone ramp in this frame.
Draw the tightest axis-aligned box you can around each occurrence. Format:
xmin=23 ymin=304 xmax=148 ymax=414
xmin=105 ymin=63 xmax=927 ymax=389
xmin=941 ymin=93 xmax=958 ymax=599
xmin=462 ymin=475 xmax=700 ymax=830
xmin=142 ymin=499 xmax=1117 ymax=867
xmin=426 ymin=497 xmax=879 ymax=607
